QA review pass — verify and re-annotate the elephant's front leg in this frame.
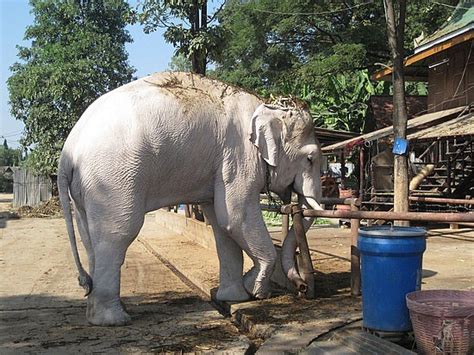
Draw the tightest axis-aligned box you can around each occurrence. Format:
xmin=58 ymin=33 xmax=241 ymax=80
xmin=213 ymin=186 xmax=277 ymax=299
xmin=201 ymin=203 xmax=250 ymax=302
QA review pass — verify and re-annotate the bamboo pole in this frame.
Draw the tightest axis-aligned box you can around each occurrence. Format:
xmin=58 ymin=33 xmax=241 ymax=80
xmin=281 ymin=214 xmax=289 ymax=243
xmin=297 ymin=209 xmax=474 ymax=223
xmin=409 ymin=196 xmax=474 ymax=205
xmin=292 ymin=208 xmax=315 ymax=299
xmin=350 ymin=203 xmax=361 ymax=296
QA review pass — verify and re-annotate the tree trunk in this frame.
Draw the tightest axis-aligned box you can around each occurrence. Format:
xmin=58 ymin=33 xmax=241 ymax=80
xmin=384 ymin=0 xmax=409 ymax=226
xmin=200 ymin=0 xmax=207 ymax=76
xmin=190 ymin=0 xmax=206 ymax=75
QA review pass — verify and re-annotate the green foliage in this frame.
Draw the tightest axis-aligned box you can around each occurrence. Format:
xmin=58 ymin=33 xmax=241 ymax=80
xmin=7 ymin=0 xmax=135 ymax=175
xmin=212 ymin=0 xmax=453 ymax=132
xmin=0 ymin=140 xmax=22 ymax=192
xmin=262 ymin=211 xmax=283 ymax=227
xmin=168 ymin=53 xmax=192 ymax=72
xmin=213 ymin=0 xmax=390 ymax=92
xmin=0 ymin=140 xmax=22 ymax=167
xmin=310 ymin=70 xmax=389 ymax=133
xmin=405 ymin=0 xmax=458 ymax=50
xmin=133 ymin=0 xmax=225 ymax=74
xmin=261 ymin=211 xmax=330 ymax=228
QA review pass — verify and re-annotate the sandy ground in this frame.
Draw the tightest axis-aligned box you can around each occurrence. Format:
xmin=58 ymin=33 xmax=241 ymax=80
xmin=0 ymin=195 xmax=249 ymax=353
xmin=1 ymin=193 xmax=472 ymax=353
xmin=300 ymin=224 xmax=473 ymax=291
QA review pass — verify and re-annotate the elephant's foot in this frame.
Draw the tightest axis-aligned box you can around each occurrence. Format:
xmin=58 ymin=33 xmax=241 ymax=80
xmin=243 ymin=267 xmax=271 ymax=299
xmin=216 ymin=282 xmax=250 ymax=302
xmin=87 ymin=297 xmax=131 ymax=326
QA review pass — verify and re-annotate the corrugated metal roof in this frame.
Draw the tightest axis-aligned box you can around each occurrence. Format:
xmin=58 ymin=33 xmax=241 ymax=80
xmin=408 ymin=111 xmax=474 ymax=140
xmin=314 ymin=127 xmax=358 ymax=146
xmin=416 ymin=1 xmax=474 ymax=53
xmin=321 ymin=106 xmax=467 ymax=152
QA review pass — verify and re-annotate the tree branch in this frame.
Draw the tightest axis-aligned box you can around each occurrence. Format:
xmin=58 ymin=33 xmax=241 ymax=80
xmin=208 ymin=0 xmax=226 ymax=24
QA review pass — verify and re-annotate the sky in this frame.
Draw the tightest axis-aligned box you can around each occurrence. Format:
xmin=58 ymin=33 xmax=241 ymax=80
xmin=0 ymin=0 xmax=181 ymax=147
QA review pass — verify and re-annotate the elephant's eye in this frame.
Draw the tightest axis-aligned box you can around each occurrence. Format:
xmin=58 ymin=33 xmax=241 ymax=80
xmin=307 ymin=154 xmax=313 ymax=163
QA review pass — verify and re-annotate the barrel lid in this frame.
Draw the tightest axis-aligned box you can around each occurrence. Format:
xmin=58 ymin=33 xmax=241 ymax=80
xmin=359 ymin=226 xmax=426 ymax=238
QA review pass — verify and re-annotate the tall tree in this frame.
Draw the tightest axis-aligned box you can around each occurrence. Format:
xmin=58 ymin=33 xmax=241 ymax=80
xmin=8 ymin=0 xmax=135 ymax=175
xmin=135 ymin=0 xmax=224 ymax=75
xmin=212 ymin=0 xmax=455 ymax=133
xmin=0 ymin=142 xmax=22 ymax=167
xmin=384 ymin=0 xmax=409 ymax=224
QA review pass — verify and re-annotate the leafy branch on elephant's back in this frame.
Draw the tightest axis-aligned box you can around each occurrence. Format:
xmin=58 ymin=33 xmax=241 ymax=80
xmin=7 ymin=0 xmax=135 ymax=176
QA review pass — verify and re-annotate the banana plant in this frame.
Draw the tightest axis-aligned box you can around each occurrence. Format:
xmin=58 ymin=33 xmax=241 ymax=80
xmin=311 ymin=70 xmax=388 ymax=133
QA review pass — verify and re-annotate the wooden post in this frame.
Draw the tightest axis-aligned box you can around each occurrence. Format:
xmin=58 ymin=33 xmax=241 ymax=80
xmin=384 ymin=0 xmax=409 ymax=226
xmin=359 ymin=146 xmax=365 ymax=200
xmin=281 ymin=214 xmax=290 ymax=243
xmin=184 ymin=204 xmax=192 ymax=218
xmin=340 ymin=150 xmax=346 ymax=188
xmin=293 ymin=209 xmax=315 ymax=299
xmin=350 ymin=202 xmax=361 ymax=296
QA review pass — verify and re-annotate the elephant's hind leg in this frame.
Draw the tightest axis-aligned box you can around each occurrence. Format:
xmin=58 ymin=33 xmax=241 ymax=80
xmin=86 ymin=240 xmax=131 ymax=326
xmin=85 ymin=210 xmax=144 ymax=326
xmin=201 ymin=203 xmax=250 ymax=302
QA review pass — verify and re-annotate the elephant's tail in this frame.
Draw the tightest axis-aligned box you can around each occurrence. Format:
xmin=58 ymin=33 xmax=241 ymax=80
xmin=58 ymin=156 xmax=93 ymax=296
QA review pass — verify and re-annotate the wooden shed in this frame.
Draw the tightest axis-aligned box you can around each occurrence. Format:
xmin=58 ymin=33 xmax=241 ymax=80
xmin=373 ymin=2 xmax=473 ymax=112
xmin=323 ymin=2 xmax=473 ymax=214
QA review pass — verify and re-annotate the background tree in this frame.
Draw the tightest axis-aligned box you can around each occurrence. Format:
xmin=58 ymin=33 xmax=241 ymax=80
xmin=212 ymin=0 xmax=456 ymax=132
xmin=384 ymin=0 xmax=409 ymax=222
xmin=0 ymin=140 xmax=22 ymax=167
xmin=168 ymin=53 xmax=193 ymax=72
xmin=8 ymin=0 xmax=135 ymax=175
xmin=0 ymin=139 xmax=22 ymax=192
xmin=135 ymin=0 xmax=225 ymax=75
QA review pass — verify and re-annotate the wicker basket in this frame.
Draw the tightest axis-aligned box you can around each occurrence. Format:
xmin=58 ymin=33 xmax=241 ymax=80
xmin=406 ymin=290 xmax=474 ymax=354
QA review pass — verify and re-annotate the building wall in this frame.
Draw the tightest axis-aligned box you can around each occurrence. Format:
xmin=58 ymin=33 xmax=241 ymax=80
xmin=427 ymin=39 xmax=474 ymax=113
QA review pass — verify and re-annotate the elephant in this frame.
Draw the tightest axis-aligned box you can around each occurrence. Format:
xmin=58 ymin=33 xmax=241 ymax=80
xmin=58 ymin=72 xmax=323 ymax=326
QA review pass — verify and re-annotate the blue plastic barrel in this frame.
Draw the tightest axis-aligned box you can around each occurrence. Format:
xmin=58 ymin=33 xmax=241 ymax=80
xmin=358 ymin=226 xmax=426 ymax=332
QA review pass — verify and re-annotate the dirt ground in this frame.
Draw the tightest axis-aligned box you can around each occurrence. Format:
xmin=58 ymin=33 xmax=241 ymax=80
xmin=1 ymin=193 xmax=472 ymax=353
xmin=299 ymin=223 xmax=473 ymax=291
xmin=0 ymin=195 xmax=248 ymax=353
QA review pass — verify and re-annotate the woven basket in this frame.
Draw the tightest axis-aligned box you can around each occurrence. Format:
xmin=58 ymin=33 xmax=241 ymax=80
xmin=406 ymin=290 xmax=474 ymax=354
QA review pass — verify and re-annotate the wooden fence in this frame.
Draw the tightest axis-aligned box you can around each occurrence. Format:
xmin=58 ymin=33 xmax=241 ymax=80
xmin=13 ymin=169 xmax=52 ymax=208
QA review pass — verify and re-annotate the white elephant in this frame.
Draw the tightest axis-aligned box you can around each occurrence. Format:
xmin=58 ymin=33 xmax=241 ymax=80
xmin=58 ymin=72 xmax=323 ymax=326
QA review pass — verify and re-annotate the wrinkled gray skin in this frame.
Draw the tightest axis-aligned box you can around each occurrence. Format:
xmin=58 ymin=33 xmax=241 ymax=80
xmin=58 ymin=72 xmax=322 ymax=326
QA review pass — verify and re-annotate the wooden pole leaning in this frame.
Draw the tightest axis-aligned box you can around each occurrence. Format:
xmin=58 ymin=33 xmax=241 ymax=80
xmin=350 ymin=201 xmax=361 ymax=296
xmin=291 ymin=205 xmax=316 ymax=299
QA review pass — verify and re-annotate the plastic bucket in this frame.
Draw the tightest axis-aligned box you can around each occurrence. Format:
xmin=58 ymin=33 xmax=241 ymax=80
xmin=358 ymin=226 xmax=426 ymax=332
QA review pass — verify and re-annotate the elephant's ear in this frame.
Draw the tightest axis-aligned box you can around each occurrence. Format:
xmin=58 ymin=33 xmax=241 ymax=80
xmin=249 ymin=104 xmax=288 ymax=167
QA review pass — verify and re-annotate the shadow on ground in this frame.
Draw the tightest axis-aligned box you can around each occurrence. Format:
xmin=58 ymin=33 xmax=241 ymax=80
xmin=230 ymin=271 xmax=359 ymax=329
xmin=236 ymin=292 xmax=361 ymax=327
xmin=0 ymin=211 xmax=20 ymax=228
xmin=0 ymin=292 xmax=244 ymax=353
xmin=314 ymin=271 xmax=351 ymax=298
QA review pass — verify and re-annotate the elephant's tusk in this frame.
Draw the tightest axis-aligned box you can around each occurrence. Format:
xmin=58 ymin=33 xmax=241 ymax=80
xmin=304 ymin=196 xmax=324 ymax=211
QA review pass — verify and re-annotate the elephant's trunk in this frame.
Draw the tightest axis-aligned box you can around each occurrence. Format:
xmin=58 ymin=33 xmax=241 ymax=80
xmin=281 ymin=195 xmax=315 ymax=292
